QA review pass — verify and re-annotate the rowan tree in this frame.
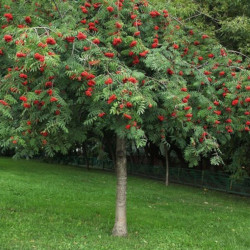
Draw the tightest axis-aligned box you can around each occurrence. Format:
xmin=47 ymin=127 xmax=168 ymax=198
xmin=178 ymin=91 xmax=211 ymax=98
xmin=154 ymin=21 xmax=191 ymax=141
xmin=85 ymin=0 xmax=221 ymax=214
xmin=0 ymin=0 xmax=249 ymax=236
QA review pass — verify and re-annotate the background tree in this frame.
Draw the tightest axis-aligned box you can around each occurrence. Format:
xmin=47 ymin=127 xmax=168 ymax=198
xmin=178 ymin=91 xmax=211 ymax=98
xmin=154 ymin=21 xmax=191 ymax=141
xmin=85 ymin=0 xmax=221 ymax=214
xmin=151 ymin=0 xmax=250 ymax=55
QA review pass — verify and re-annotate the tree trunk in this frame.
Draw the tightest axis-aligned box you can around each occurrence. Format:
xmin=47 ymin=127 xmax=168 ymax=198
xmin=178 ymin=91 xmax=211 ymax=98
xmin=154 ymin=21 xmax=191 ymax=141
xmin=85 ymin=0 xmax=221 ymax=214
xmin=112 ymin=136 xmax=127 ymax=237
xmin=107 ymin=141 xmax=116 ymax=170
xmin=82 ymin=144 xmax=90 ymax=170
xmin=165 ymin=145 xmax=169 ymax=186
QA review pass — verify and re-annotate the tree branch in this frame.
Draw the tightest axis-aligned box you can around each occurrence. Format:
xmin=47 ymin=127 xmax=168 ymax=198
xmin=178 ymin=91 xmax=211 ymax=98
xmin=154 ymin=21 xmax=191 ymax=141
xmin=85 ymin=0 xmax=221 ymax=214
xmin=227 ymin=50 xmax=250 ymax=60
xmin=52 ymin=0 xmax=63 ymax=19
xmin=184 ymin=13 xmax=202 ymax=22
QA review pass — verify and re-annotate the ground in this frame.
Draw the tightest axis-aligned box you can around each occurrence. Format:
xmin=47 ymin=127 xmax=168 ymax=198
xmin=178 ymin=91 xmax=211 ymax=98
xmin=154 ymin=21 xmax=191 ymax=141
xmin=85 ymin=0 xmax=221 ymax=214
xmin=0 ymin=157 xmax=249 ymax=250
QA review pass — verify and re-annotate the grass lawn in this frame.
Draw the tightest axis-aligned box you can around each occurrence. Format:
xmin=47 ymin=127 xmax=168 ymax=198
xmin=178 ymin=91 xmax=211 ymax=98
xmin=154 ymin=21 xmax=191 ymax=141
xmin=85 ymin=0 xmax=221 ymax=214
xmin=0 ymin=157 xmax=249 ymax=250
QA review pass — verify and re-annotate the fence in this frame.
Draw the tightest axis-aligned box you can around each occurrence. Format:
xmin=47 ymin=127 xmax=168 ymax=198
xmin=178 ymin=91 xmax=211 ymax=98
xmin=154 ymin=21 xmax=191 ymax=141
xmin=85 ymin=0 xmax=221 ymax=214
xmin=50 ymin=155 xmax=250 ymax=197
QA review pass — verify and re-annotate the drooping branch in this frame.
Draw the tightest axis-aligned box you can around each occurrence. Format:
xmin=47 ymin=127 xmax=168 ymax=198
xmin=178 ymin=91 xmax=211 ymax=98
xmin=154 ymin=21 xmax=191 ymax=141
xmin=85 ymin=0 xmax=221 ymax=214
xmin=227 ymin=50 xmax=250 ymax=60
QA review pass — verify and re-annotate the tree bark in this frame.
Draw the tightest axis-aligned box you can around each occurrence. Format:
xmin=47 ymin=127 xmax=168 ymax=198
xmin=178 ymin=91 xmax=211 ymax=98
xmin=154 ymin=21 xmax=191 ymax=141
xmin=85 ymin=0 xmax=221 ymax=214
xmin=107 ymin=140 xmax=116 ymax=170
xmin=165 ymin=145 xmax=169 ymax=186
xmin=112 ymin=136 xmax=127 ymax=237
xmin=82 ymin=144 xmax=90 ymax=170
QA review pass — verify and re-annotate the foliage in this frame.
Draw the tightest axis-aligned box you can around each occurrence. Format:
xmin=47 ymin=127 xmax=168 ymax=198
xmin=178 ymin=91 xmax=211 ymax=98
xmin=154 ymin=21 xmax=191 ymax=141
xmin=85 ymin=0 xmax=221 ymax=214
xmin=151 ymin=0 xmax=250 ymax=55
xmin=0 ymin=0 xmax=249 ymax=170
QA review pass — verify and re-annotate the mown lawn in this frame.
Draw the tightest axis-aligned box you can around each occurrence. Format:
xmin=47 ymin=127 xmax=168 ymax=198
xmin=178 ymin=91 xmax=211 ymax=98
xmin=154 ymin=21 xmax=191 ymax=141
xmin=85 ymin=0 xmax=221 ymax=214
xmin=0 ymin=157 xmax=249 ymax=250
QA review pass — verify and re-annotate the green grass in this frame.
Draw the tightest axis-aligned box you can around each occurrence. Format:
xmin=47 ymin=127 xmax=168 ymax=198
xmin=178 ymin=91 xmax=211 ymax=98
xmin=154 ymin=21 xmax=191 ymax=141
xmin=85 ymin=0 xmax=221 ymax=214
xmin=0 ymin=157 xmax=249 ymax=250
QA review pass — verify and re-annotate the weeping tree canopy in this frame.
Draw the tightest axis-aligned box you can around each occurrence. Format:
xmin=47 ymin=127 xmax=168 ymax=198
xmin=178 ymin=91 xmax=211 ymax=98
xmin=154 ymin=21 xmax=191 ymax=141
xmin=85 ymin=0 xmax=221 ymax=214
xmin=0 ymin=0 xmax=249 ymax=165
